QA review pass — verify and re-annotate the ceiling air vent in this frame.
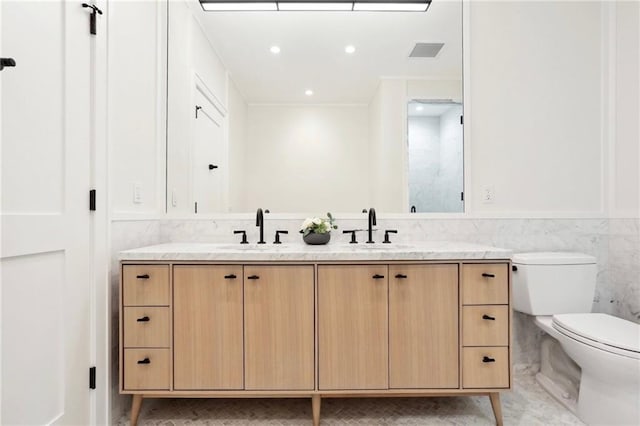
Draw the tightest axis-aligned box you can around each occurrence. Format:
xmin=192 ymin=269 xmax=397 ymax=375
xmin=409 ymin=43 xmax=444 ymax=58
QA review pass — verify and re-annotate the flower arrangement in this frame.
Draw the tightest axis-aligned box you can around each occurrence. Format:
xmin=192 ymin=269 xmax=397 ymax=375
xmin=300 ymin=212 xmax=338 ymax=236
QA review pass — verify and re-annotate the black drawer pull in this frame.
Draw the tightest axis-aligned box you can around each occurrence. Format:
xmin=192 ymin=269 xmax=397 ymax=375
xmin=372 ymin=274 xmax=385 ymax=279
xmin=395 ymin=274 xmax=407 ymax=279
xmin=481 ymin=273 xmax=495 ymax=278
xmin=137 ymin=358 xmax=151 ymax=364
xmin=482 ymin=314 xmax=496 ymax=321
xmin=224 ymin=274 xmax=237 ymax=279
xmin=247 ymin=275 xmax=260 ymax=280
xmin=136 ymin=316 xmax=150 ymax=322
xmin=136 ymin=274 xmax=150 ymax=279
xmin=482 ymin=356 xmax=496 ymax=363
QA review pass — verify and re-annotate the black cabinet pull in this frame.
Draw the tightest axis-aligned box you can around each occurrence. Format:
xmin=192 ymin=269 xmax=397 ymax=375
xmin=482 ymin=356 xmax=496 ymax=363
xmin=136 ymin=316 xmax=150 ymax=322
xmin=224 ymin=274 xmax=237 ymax=279
xmin=481 ymin=273 xmax=495 ymax=278
xmin=0 ymin=58 xmax=16 ymax=71
xmin=136 ymin=274 xmax=150 ymax=279
xmin=395 ymin=274 xmax=408 ymax=279
xmin=137 ymin=358 xmax=151 ymax=364
xmin=209 ymin=164 xmax=218 ymax=170
xmin=372 ymin=274 xmax=385 ymax=279
xmin=247 ymin=275 xmax=260 ymax=280
xmin=482 ymin=314 xmax=496 ymax=321
xmin=512 ymin=265 xmax=518 ymax=272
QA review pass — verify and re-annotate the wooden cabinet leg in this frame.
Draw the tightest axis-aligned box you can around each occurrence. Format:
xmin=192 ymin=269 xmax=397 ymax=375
xmin=130 ymin=394 xmax=143 ymax=426
xmin=312 ymin=395 xmax=321 ymax=426
xmin=489 ymin=392 xmax=503 ymax=426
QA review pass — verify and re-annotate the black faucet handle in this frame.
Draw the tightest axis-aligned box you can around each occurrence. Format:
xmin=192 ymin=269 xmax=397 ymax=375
xmin=342 ymin=230 xmax=359 ymax=244
xmin=273 ymin=230 xmax=288 ymax=244
xmin=383 ymin=229 xmax=398 ymax=244
xmin=233 ymin=230 xmax=248 ymax=244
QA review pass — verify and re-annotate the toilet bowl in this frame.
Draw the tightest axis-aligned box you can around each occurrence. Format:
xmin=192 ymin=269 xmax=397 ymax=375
xmin=512 ymin=252 xmax=640 ymax=425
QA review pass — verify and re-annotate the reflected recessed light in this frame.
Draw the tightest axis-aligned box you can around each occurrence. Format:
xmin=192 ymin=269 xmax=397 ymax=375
xmin=416 ymin=105 xmax=424 ymax=111
xmin=270 ymin=45 xmax=281 ymax=54
xmin=345 ymin=45 xmax=356 ymax=54
xmin=305 ymin=89 xmax=314 ymax=96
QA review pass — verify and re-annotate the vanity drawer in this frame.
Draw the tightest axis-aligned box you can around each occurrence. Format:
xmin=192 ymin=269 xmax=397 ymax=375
xmin=462 ymin=347 xmax=509 ymax=389
xmin=123 ymin=307 xmax=170 ymax=348
xmin=461 ymin=264 xmax=508 ymax=305
xmin=123 ymin=265 xmax=170 ymax=306
xmin=124 ymin=348 xmax=170 ymax=390
xmin=462 ymin=305 xmax=508 ymax=347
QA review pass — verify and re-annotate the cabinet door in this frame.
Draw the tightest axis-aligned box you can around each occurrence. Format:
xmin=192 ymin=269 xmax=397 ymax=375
xmin=173 ymin=265 xmax=244 ymax=390
xmin=244 ymin=265 xmax=314 ymax=390
xmin=389 ymin=264 xmax=459 ymax=389
xmin=318 ymin=265 xmax=388 ymax=390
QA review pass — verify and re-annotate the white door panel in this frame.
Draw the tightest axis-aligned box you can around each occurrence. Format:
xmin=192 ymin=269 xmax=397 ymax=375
xmin=193 ymin=89 xmax=224 ymax=214
xmin=1 ymin=1 xmax=92 ymax=424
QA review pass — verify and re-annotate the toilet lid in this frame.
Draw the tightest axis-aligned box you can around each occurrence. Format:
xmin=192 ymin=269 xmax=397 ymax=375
xmin=553 ymin=313 xmax=640 ymax=358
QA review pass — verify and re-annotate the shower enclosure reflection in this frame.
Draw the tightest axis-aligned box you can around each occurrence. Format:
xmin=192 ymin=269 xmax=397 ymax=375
xmin=407 ymin=100 xmax=463 ymax=213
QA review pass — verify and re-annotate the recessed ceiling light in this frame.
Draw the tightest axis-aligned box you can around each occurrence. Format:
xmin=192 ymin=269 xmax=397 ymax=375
xmin=416 ymin=105 xmax=424 ymax=111
xmin=305 ymin=89 xmax=314 ymax=96
xmin=270 ymin=45 xmax=281 ymax=54
xmin=345 ymin=45 xmax=356 ymax=54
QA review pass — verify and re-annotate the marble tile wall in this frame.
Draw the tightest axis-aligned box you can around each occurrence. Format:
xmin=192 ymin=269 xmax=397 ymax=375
xmin=607 ymin=218 xmax=640 ymax=323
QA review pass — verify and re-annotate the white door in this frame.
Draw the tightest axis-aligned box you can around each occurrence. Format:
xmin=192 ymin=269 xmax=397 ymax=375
xmin=193 ymin=89 xmax=224 ymax=214
xmin=1 ymin=1 xmax=93 ymax=424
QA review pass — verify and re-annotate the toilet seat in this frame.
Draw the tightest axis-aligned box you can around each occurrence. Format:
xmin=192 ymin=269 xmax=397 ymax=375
xmin=552 ymin=313 xmax=640 ymax=360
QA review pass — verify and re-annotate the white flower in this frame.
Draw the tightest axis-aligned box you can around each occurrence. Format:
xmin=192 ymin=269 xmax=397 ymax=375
xmin=301 ymin=218 xmax=314 ymax=230
xmin=312 ymin=217 xmax=322 ymax=225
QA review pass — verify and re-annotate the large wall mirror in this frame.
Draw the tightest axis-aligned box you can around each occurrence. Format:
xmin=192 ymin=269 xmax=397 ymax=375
xmin=166 ymin=0 xmax=462 ymax=215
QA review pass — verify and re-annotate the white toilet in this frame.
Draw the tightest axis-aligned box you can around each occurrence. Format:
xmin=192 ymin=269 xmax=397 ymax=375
xmin=512 ymin=252 xmax=640 ymax=426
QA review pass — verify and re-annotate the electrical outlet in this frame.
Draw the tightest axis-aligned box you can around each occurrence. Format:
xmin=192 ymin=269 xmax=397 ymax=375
xmin=133 ymin=183 xmax=142 ymax=204
xmin=482 ymin=185 xmax=495 ymax=204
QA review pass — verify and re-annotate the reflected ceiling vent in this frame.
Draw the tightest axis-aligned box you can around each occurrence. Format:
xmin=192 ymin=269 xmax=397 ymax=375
xmin=409 ymin=43 xmax=444 ymax=58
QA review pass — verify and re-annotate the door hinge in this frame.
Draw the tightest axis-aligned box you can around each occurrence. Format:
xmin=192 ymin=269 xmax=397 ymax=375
xmin=89 ymin=366 xmax=96 ymax=389
xmin=194 ymin=202 xmax=198 ymax=214
xmin=460 ymin=115 xmax=464 ymax=125
xmin=82 ymin=3 xmax=103 ymax=36
xmin=89 ymin=189 xmax=96 ymax=211
xmin=460 ymin=191 xmax=464 ymax=201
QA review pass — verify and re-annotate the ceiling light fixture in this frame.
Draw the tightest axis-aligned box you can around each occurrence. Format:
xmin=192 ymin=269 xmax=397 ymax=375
xmin=270 ymin=45 xmax=281 ymax=54
xmin=345 ymin=45 xmax=356 ymax=54
xmin=200 ymin=0 xmax=431 ymax=12
xmin=305 ymin=89 xmax=314 ymax=96
xmin=416 ymin=105 xmax=424 ymax=111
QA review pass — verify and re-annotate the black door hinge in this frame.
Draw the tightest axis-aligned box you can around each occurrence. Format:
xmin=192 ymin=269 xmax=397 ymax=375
xmin=89 ymin=189 xmax=96 ymax=211
xmin=82 ymin=3 xmax=103 ymax=36
xmin=89 ymin=366 xmax=96 ymax=389
xmin=194 ymin=202 xmax=198 ymax=214
xmin=460 ymin=115 xmax=464 ymax=125
xmin=460 ymin=191 xmax=464 ymax=201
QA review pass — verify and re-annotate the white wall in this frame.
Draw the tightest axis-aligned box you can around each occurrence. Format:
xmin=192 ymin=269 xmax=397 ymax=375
xmin=228 ymin=79 xmax=248 ymax=212
xmin=166 ymin=0 xmax=229 ymax=215
xmin=108 ymin=0 xmax=166 ymax=216
xmin=468 ymin=1 xmax=604 ymax=215
xmin=408 ymin=116 xmax=441 ymax=211
xmin=611 ymin=1 xmax=640 ymax=218
xmin=244 ymin=105 xmax=370 ymax=213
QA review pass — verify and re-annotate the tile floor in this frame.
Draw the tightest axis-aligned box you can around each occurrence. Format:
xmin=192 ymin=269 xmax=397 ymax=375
xmin=117 ymin=370 xmax=583 ymax=425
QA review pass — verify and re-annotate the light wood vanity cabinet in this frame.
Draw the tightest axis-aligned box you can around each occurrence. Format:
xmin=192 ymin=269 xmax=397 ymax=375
xmin=120 ymin=260 xmax=511 ymax=426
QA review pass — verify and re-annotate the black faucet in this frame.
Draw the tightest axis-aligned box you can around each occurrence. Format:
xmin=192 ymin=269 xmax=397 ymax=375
xmin=256 ymin=208 xmax=265 ymax=244
xmin=366 ymin=207 xmax=376 ymax=244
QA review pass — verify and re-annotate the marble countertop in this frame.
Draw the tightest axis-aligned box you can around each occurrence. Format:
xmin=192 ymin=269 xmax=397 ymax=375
xmin=119 ymin=241 xmax=512 ymax=262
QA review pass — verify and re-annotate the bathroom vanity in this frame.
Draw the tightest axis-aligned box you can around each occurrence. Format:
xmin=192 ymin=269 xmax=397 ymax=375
xmin=119 ymin=242 xmax=512 ymax=425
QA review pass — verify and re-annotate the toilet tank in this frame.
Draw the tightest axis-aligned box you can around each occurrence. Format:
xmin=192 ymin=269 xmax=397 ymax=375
xmin=512 ymin=252 xmax=597 ymax=315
